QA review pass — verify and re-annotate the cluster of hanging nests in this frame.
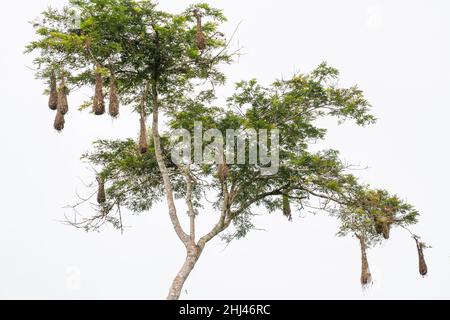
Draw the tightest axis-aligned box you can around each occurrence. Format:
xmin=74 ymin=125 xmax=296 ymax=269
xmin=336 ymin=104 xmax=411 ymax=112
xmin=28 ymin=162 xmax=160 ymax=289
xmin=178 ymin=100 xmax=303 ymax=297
xmin=48 ymin=9 xmax=206 ymax=132
xmin=357 ymin=231 xmax=428 ymax=287
xmin=279 ymin=193 xmax=428 ymax=287
xmin=48 ymin=10 xmax=209 ymax=210
xmin=47 ymin=66 xmax=120 ymax=132
xmin=48 ymin=70 xmax=68 ymax=131
xmin=47 ymin=66 xmax=121 ymax=210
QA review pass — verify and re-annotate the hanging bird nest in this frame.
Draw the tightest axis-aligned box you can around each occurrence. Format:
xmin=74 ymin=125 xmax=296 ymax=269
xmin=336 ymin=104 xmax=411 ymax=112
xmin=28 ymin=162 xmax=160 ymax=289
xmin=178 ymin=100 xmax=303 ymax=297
xmin=57 ymin=75 xmax=69 ymax=115
xmin=48 ymin=71 xmax=58 ymax=110
xmin=218 ymin=163 xmax=229 ymax=183
xmin=357 ymin=235 xmax=372 ymax=287
xmin=53 ymin=111 xmax=65 ymax=132
xmin=414 ymin=237 xmax=428 ymax=276
xmin=139 ymin=118 xmax=148 ymax=154
xmin=282 ymin=194 xmax=292 ymax=221
xmin=139 ymin=107 xmax=148 ymax=154
xmin=96 ymin=175 xmax=106 ymax=204
xmin=108 ymin=70 xmax=119 ymax=118
xmin=374 ymin=222 xmax=383 ymax=235
xmin=193 ymin=9 xmax=206 ymax=51
xmin=93 ymin=65 xmax=105 ymax=115
xmin=374 ymin=216 xmax=392 ymax=240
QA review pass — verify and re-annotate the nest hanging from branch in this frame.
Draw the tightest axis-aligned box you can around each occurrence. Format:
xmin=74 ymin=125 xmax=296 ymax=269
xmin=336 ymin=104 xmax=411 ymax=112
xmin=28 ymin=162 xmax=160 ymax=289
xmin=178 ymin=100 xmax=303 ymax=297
xmin=108 ymin=70 xmax=119 ymax=118
xmin=139 ymin=117 xmax=148 ymax=154
xmin=374 ymin=216 xmax=392 ymax=240
xmin=93 ymin=65 xmax=105 ymax=115
xmin=53 ymin=111 xmax=65 ymax=131
xmin=193 ymin=9 xmax=206 ymax=51
xmin=414 ymin=237 xmax=428 ymax=276
xmin=48 ymin=71 xmax=58 ymax=110
xmin=282 ymin=194 xmax=292 ymax=221
xmin=57 ymin=74 xmax=69 ymax=115
xmin=138 ymin=99 xmax=148 ymax=154
xmin=96 ymin=175 xmax=106 ymax=204
xmin=218 ymin=163 xmax=229 ymax=183
xmin=357 ymin=235 xmax=372 ymax=287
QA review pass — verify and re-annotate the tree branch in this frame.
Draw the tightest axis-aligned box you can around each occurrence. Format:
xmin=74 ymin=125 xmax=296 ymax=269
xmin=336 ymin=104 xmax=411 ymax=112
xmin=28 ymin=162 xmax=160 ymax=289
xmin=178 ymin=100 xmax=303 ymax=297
xmin=197 ymin=155 xmax=231 ymax=250
xmin=183 ymin=166 xmax=196 ymax=244
xmin=151 ymin=76 xmax=190 ymax=246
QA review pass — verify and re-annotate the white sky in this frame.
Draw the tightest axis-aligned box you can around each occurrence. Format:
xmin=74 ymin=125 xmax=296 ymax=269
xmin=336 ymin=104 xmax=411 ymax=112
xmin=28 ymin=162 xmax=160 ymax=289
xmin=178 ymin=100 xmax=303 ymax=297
xmin=0 ymin=0 xmax=449 ymax=299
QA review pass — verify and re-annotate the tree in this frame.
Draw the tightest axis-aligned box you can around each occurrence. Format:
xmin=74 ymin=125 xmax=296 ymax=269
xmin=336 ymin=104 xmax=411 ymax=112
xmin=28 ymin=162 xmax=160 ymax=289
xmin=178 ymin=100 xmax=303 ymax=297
xmin=26 ymin=0 xmax=428 ymax=300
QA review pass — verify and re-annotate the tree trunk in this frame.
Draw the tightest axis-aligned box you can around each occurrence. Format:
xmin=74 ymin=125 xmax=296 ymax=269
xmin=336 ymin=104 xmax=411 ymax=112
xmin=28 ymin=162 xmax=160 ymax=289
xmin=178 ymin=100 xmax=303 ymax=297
xmin=167 ymin=246 xmax=201 ymax=300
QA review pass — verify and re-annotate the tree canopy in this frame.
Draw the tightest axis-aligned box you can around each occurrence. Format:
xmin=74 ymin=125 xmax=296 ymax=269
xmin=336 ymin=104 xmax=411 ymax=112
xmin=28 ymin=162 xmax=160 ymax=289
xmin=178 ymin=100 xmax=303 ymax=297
xmin=27 ymin=0 xmax=428 ymax=299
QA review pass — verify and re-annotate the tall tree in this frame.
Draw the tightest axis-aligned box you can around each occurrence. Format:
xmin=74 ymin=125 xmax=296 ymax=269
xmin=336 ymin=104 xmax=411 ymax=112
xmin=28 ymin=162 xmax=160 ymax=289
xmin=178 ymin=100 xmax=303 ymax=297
xmin=27 ymin=0 xmax=427 ymax=300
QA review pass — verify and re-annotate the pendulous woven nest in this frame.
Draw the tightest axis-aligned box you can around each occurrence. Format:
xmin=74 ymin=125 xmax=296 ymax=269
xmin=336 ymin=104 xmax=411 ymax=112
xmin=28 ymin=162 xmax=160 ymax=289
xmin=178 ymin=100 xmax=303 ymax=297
xmin=96 ymin=175 xmax=106 ymax=204
xmin=48 ymin=71 xmax=58 ymax=110
xmin=217 ymin=163 xmax=229 ymax=183
xmin=194 ymin=9 xmax=206 ymax=51
xmin=53 ymin=111 xmax=65 ymax=131
xmin=374 ymin=216 xmax=392 ymax=240
xmin=139 ymin=110 xmax=148 ymax=154
xmin=358 ymin=235 xmax=372 ymax=287
xmin=282 ymin=194 xmax=292 ymax=221
xmin=57 ymin=75 xmax=69 ymax=115
xmin=108 ymin=70 xmax=119 ymax=118
xmin=93 ymin=66 xmax=105 ymax=115
xmin=415 ymin=238 xmax=428 ymax=276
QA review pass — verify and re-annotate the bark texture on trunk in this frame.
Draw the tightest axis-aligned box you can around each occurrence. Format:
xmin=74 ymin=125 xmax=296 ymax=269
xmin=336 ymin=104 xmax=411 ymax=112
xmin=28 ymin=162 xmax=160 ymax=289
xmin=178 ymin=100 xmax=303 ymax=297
xmin=167 ymin=246 xmax=201 ymax=300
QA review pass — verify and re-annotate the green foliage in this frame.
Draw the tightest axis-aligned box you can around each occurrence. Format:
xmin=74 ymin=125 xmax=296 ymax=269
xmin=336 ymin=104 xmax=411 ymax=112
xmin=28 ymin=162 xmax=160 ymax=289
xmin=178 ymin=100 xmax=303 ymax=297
xmin=27 ymin=0 xmax=231 ymax=111
xmin=335 ymin=189 xmax=419 ymax=246
xmin=83 ymin=139 xmax=164 ymax=213
xmin=27 ymin=1 xmax=421 ymax=250
xmin=82 ymin=138 xmax=182 ymax=213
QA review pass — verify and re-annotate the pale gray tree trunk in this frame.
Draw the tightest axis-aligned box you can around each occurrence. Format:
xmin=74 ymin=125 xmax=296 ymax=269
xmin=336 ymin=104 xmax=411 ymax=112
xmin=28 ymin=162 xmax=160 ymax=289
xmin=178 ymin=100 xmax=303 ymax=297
xmin=167 ymin=246 xmax=201 ymax=300
xmin=149 ymin=53 xmax=232 ymax=299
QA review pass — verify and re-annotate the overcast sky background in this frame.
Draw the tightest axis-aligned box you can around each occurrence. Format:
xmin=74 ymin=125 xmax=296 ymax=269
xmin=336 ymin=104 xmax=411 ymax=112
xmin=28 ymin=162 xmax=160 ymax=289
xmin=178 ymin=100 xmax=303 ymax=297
xmin=0 ymin=0 xmax=449 ymax=299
